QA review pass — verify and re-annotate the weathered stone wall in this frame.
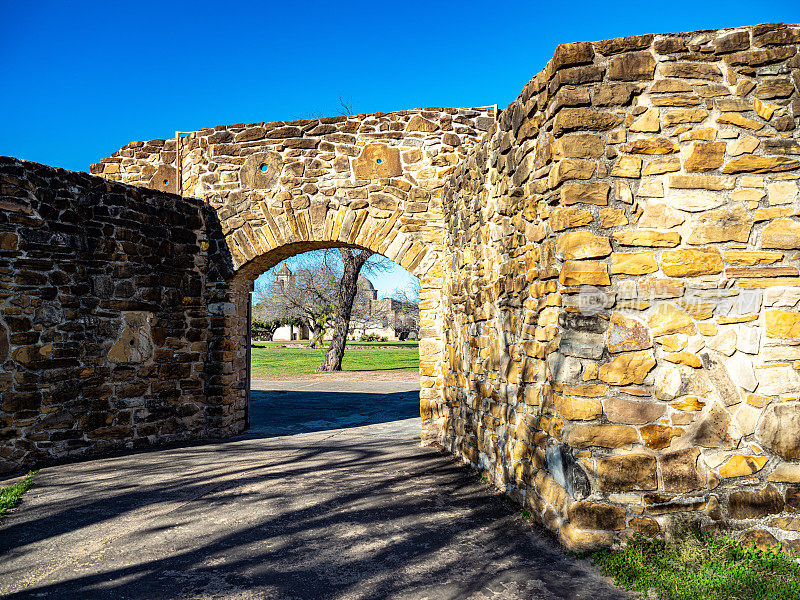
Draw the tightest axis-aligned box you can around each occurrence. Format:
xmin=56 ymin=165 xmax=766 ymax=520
xmin=90 ymin=108 xmax=495 ymax=443
xmin=0 ymin=157 xmax=221 ymax=473
xmin=441 ymin=23 xmax=800 ymax=551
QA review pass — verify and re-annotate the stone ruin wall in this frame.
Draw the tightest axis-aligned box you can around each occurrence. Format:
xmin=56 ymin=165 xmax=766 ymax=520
xmin=91 ymin=108 xmax=495 ymax=444
xmin=441 ymin=22 xmax=800 ymax=551
xmin=0 ymin=158 xmax=223 ymax=472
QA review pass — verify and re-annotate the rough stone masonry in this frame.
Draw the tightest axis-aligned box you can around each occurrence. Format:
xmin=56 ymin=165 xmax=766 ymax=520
xmin=1 ymin=22 xmax=800 ymax=552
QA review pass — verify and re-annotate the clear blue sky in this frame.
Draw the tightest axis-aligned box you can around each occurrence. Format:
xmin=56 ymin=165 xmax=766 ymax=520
xmin=2 ymin=1 xmax=797 ymax=294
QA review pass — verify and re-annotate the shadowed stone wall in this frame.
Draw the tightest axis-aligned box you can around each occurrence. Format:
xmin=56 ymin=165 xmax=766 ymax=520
xmin=441 ymin=22 xmax=800 ymax=551
xmin=0 ymin=158 xmax=219 ymax=471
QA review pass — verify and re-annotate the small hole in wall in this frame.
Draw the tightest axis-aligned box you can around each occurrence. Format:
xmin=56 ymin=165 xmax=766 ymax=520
xmin=129 ymin=339 xmax=135 ymax=346
xmin=164 ymin=179 xmax=170 ymax=185
xmin=376 ymin=159 xmax=382 ymax=164
xmin=260 ymin=164 xmax=269 ymax=172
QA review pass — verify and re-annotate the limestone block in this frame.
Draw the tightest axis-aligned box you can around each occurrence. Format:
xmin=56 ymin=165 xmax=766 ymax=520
xmin=762 ymin=220 xmax=800 ymax=249
xmin=405 ymin=115 xmax=439 ymax=132
xmin=726 ymin=353 xmax=758 ymax=392
xmin=108 ymin=312 xmax=153 ymax=364
xmin=610 ymin=156 xmax=642 ymax=178
xmin=768 ymin=181 xmax=798 ymax=205
xmin=553 ymin=108 xmax=623 ymax=136
xmin=700 ymin=352 xmax=743 ymax=406
xmin=664 ymin=188 xmax=725 ymax=212
xmin=605 ymin=312 xmax=652 ymax=353
xmin=550 ymin=207 xmax=594 ymax=231
xmin=684 ymin=141 xmax=726 ymax=172
xmin=612 ymin=230 xmax=681 ymax=247
xmin=663 ymin=109 xmax=708 ymax=126
xmin=641 ymin=424 xmax=683 ymax=449
xmin=624 ymin=138 xmax=679 ymax=154
xmin=608 ymin=51 xmax=656 ymax=81
xmin=565 ymin=423 xmax=638 ymax=448
xmin=707 ymin=328 xmax=737 ymax=356
xmin=554 ymin=396 xmax=603 ymax=420
xmin=559 ymin=261 xmax=610 ymax=286
xmin=661 ymin=447 xmax=705 ymax=493
xmin=353 ymin=144 xmax=402 ymax=179
xmin=629 ymin=108 xmax=660 ymax=132
xmin=558 ymin=523 xmax=614 ymax=551
xmin=726 ymin=251 xmax=783 ymax=266
xmin=756 ymin=402 xmax=800 ymax=460
xmin=722 ymin=156 xmax=799 ymax=174
xmin=638 ymin=201 xmax=684 ymax=228
xmin=737 ymin=326 xmax=761 ymax=354
xmin=567 ymin=501 xmax=626 ymax=531
xmin=604 ymin=397 xmax=665 ymax=424
xmin=648 ymin=304 xmax=696 ymax=337
xmin=598 ymin=454 xmax=658 ymax=491
xmin=661 ymin=248 xmax=723 ymax=277
xmin=729 ymin=485 xmax=784 ymax=519
xmin=610 ymin=251 xmax=658 ymax=275
xmin=598 ymin=351 xmax=656 ymax=385
xmin=599 ymin=208 xmax=628 ymax=228
xmin=729 ymin=135 xmax=760 ymax=156
xmin=552 ymin=134 xmax=604 ymax=159
xmin=686 ymin=205 xmax=753 ymax=244
xmin=767 ymin=464 xmax=800 ymax=483
xmin=765 ymin=309 xmax=800 ymax=338
xmin=240 ymin=151 xmax=283 ymax=189
xmin=755 ymin=364 xmax=800 ymax=396
xmin=690 ymin=402 xmax=739 ymax=449
xmin=559 ymin=330 xmax=605 ymax=359
xmin=556 ymin=231 xmax=612 ymax=260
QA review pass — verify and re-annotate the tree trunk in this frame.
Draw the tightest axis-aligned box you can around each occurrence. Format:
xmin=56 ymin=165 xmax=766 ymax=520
xmin=317 ymin=248 xmax=372 ymax=372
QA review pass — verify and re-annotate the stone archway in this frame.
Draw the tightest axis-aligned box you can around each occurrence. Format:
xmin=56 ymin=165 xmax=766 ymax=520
xmin=93 ymin=107 xmax=496 ymax=444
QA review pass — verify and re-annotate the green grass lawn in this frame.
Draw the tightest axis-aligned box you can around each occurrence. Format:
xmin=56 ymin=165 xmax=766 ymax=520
xmin=251 ymin=340 xmax=419 ymax=377
xmin=590 ymin=530 xmax=800 ymax=600
xmin=0 ymin=471 xmax=36 ymax=521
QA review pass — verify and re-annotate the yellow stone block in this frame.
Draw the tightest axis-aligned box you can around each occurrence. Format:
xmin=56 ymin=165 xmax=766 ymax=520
xmin=661 ymin=248 xmax=723 ymax=277
xmin=663 ymin=351 xmax=703 ymax=368
xmin=598 ymin=351 xmax=656 ymax=385
xmin=599 ymin=208 xmax=628 ymax=228
xmin=613 ymin=230 xmax=681 ymax=247
xmin=554 ymin=396 xmax=603 ymax=421
xmin=766 ymin=309 xmax=800 ymax=339
xmin=610 ymin=251 xmax=657 ymax=275
xmin=559 ymin=261 xmax=610 ymax=286
xmin=556 ymin=231 xmax=612 ymax=260
xmin=610 ymin=156 xmax=642 ymax=178
xmin=719 ymin=455 xmax=769 ymax=478
xmin=648 ymin=304 xmax=696 ymax=337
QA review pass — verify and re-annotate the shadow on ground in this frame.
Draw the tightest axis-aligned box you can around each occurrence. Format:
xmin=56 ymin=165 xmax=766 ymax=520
xmin=248 ymin=389 xmax=420 ymax=437
xmin=0 ymin=383 xmax=628 ymax=600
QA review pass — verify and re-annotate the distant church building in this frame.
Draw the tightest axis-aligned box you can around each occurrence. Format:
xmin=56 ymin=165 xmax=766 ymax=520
xmin=270 ymin=266 xmax=418 ymax=342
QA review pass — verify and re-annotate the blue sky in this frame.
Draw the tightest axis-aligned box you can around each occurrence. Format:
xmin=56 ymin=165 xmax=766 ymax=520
xmin=2 ymin=1 xmax=798 ymax=294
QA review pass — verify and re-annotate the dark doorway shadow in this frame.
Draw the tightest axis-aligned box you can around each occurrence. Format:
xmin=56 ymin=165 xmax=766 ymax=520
xmin=247 ymin=389 xmax=420 ymax=437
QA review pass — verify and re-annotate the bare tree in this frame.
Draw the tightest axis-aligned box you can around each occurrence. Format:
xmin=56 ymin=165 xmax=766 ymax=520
xmin=317 ymin=248 xmax=372 ymax=371
xmin=337 ymin=96 xmax=356 ymax=116
xmin=254 ymin=252 xmax=338 ymax=346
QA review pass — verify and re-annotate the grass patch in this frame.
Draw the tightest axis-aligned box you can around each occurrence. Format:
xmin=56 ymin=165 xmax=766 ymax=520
xmin=0 ymin=470 xmax=36 ymax=521
xmin=590 ymin=529 xmax=800 ymax=600
xmin=251 ymin=342 xmax=419 ymax=378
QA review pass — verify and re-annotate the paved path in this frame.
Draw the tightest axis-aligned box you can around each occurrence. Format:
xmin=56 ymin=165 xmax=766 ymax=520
xmin=0 ymin=381 xmax=629 ymax=600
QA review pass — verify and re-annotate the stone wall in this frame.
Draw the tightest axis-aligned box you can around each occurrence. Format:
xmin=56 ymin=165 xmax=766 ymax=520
xmin=0 ymin=157 xmax=221 ymax=472
xmin=91 ymin=108 xmax=495 ymax=444
xmin=441 ymin=22 xmax=800 ymax=551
